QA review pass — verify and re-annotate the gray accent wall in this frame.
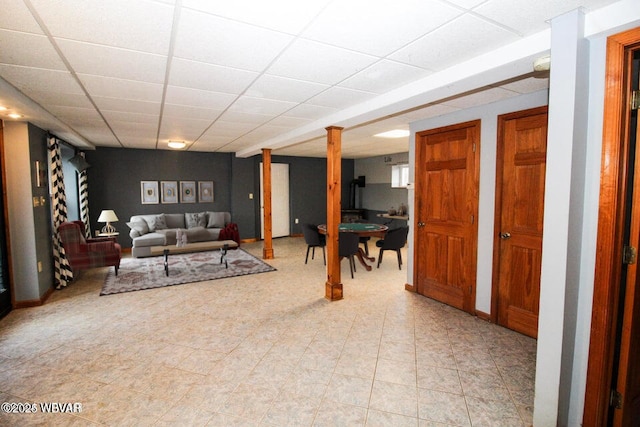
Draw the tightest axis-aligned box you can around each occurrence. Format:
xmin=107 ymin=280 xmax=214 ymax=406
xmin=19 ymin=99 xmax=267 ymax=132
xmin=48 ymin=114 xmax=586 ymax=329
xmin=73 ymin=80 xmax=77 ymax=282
xmin=85 ymin=148 xmax=354 ymax=247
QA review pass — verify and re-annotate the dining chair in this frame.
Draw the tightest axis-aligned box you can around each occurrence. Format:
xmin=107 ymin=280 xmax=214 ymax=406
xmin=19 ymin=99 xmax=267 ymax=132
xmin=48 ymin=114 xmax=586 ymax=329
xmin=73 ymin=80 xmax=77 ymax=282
xmin=302 ymin=223 xmax=326 ymax=265
xmin=376 ymin=226 xmax=409 ymax=270
xmin=339 ymin=232 xmax=360 ymax=278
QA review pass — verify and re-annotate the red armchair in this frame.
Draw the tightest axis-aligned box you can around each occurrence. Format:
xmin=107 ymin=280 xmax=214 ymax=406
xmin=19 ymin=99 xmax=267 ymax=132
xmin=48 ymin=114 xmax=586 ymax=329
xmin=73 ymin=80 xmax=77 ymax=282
xmin=58 ymin=221 xmax=121 ymax=275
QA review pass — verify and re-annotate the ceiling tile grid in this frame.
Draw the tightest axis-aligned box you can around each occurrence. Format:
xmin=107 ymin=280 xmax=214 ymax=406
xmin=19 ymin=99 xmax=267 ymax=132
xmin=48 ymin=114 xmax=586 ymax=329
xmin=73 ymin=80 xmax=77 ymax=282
xmin=0 ymin=0 xmax=625 ymax=157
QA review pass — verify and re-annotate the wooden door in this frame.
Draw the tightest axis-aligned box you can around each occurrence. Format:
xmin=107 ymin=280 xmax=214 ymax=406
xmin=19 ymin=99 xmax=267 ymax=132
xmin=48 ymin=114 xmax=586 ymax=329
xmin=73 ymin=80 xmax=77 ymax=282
xmin=585 ymin=27 xmax=640 ymax=426
xmin=493 ymin=107 xmax=548 ymax=338
xmin=611 ymin=53 xmax=640 ymax=427
xmin=414 ymin=120 xmax=479 ymax=314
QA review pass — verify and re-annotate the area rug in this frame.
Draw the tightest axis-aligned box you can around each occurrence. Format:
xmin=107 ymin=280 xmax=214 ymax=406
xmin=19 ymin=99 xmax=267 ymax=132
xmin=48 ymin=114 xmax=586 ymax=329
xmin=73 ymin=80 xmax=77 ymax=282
xmin=101 ymin=249 xmax=276 ymax=295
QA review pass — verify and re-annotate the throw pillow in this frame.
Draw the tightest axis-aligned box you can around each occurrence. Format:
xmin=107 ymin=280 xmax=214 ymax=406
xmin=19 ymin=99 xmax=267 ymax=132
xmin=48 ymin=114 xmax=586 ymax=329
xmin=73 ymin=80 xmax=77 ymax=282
xmin=126 ymin=220 xmax=149 ymax=237
xmin=207 ymin=212 xmax=226 ymax=228
xmin=147 ymin=214 xmax=167 ymax=231
xmin=185 ymin=212 xmax=207 ymax=229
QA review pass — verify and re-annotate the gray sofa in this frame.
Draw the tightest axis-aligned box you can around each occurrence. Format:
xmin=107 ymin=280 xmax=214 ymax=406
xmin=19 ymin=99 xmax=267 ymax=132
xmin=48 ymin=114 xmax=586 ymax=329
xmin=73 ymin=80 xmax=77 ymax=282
xmin=127 ymin=212 xmax=231 ymax=258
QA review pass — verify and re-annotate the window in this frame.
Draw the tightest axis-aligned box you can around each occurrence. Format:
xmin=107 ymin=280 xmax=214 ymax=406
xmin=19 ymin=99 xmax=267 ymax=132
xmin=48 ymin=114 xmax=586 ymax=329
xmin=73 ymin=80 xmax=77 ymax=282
xmin=391 ymin=164 xmax=409 ymax=188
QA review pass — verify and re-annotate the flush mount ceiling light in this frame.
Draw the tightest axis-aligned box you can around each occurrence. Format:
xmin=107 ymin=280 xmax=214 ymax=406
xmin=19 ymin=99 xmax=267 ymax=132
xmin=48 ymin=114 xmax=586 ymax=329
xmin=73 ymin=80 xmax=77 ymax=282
xmin=168 ymin=140 xmax=186 ymax=149
xmin=374 ymin=129 xmax=410 ymax=138
xmin=0 ymin=106 xmax=7 ymax=111
xmin=7 ymin=113 xmax=22 ymax=119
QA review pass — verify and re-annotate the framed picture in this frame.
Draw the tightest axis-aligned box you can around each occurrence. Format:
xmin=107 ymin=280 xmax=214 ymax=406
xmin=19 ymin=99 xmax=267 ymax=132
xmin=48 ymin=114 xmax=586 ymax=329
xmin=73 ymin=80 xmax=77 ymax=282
xmin=180 ymin=181 xmax=196 ymax=203
xmin=141 ymin=181 xmax=159 ymax=204
xmin=161 ymin=181 xmax=178 ymax=204
xmin=198 ymin=181 xmax=214 ymax=203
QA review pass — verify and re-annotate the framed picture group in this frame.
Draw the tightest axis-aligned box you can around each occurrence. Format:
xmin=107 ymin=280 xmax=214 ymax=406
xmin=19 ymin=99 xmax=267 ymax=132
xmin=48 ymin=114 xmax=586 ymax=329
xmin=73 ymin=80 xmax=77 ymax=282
xmin=141 ymin=180 xmax=214 ymax=204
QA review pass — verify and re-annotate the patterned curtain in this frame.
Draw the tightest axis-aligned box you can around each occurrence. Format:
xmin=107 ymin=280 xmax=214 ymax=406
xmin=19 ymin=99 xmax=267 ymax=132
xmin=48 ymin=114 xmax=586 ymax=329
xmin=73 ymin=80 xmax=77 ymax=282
xmin=78 ymin=162 xmax=91 ymax=239
xmin=48 ymin=136 xmax=73 ymax=288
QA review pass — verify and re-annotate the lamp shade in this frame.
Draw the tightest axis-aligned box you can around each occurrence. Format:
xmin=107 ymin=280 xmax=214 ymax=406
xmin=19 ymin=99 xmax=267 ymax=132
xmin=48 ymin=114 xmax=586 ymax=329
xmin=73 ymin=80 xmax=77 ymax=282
xmin=98 ymin=210 xmax=118 ymax=223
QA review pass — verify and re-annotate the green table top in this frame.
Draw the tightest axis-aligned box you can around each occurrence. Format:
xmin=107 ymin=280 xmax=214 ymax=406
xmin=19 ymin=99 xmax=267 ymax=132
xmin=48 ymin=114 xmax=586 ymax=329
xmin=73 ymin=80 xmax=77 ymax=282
xmin=318 ymin=223 xmax=388 ymax=233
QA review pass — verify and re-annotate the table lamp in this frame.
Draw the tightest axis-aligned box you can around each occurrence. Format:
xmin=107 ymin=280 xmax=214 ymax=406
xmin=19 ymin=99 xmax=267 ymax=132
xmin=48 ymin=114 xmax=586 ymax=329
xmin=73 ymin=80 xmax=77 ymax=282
xmin=98 ymin=209 xmax=119 ymax=234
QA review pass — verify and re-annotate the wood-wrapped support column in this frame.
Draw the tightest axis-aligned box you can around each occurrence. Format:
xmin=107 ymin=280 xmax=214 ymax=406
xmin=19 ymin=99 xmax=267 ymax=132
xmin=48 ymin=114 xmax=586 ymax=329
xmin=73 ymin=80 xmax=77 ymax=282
xmin=325 ymin=126 xmax=343 ymax=301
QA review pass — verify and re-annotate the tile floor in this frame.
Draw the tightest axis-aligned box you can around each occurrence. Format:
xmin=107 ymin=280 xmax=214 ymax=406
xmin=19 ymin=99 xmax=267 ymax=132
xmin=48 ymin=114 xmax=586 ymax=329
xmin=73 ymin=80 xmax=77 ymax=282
xmin=0 ymin=237 xmax=536 ymax=426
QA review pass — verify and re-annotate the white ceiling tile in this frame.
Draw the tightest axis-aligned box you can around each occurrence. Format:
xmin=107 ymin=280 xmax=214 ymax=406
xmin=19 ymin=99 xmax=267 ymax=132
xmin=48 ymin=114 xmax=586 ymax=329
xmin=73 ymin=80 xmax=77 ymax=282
xmin=46 ymin=105 xmax=103 ymax=122
xmin=93 ymin=97 xmax=161 ymax=115
xmin=79 ymin=74 xmax=164 ymax=102
xmin=0 ymin=30 xmax=66 ymax=70
xmin=442 ymin=87 xmax=518 ymax=109
xmin=0 ymin=1 xmax=43 ymax=34
xmin=267 ymin=115 xmax=313 ymax=128
xmin=29 ymin=0 xmax=174 ymax=54
xmin=282 ymin=103 xmax=337 ymax=120
xmin=498 ymin=76 xmax=549 ymax=94
xmin=182 ymin=0 xmax=330 ymax=34
xmin=159 ymin=116 xmax=212 ymax=139
xmin=445 ymin=0 xmax=488 ymax=9
xmin=56 ymin=39 xmax=168 ymax=83
xmin=390 ymin=13 xmax=520 ymax=71
xmin=202 ymin=120 xmax=256 ymax=138
xmin=266 ymin=39 xmax=379 ymax=85
xmin=120 ymin=138 xmax=158 ymax=149
xmin=228 ymin=96 xmax=297 ymax=116
xmin=307 ymin=87 xmax=376 ymax=109
xmin=404 ymin=104 xmax=461 ymax=123
xmin=174 ymin=9 xmax=293 ymax=72
xmin=339 ymin=60 xmax=432 ymax=94
xmin=165 ymin=85 xmax=237 ymax=110
xmin=0 ymin=65 xmax=84 ymax=94
xmin=101 ymin=110 xmax=159 ymax=124
xmin=25 ymin=90 xmax=94 ymax=109
xmin=74 ymin=128 xmax=120 ymax=146
xmin=474 ymin=0 xmax=618 ymax=36
xmin=111 ymin=120 xmax=159 ymax=134
xmin=162 ymin=103 xmax=222 ymax=120
xmin=216 ymin=110 xmax=272 ymax=126
xmin=245 ymin=75 xmax=329 ymax=103
xmin=303 ymin=0 xmax=462 ymax=57
xmin=169 ymin=58 xmax=258 ymax=94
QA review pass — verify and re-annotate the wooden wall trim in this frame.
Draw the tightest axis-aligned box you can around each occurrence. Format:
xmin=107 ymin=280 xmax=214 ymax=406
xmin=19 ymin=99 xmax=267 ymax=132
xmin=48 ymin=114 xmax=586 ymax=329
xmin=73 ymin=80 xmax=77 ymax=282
xmin=584 ymin=26 xmax=640 ymax=427
xmin=13 ymin=287 xmax=53 ymax=309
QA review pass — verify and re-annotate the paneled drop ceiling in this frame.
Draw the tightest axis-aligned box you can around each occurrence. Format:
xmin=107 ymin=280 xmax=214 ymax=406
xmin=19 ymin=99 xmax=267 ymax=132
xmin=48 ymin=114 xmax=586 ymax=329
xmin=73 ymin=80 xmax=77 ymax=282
xmin=0 ymin=0 xmax=619 ymax=158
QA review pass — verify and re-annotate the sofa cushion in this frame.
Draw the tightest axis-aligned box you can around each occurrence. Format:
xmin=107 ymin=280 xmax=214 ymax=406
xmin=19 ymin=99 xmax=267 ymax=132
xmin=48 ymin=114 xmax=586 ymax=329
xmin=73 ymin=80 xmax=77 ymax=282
xmin=132 ymin=232 xmax=166 ymax=247
xmin=207 ymin=211 xmax=226 ymax=228
xmin=164 ymin=213 xmax=185 ymax=229
xmin=147 ymin=214 xmax=167 ymax=231
xmin=126 ymin=220 xmax=149 ymax=238
xmin=186 ymin=212 xmax=207 ymax=229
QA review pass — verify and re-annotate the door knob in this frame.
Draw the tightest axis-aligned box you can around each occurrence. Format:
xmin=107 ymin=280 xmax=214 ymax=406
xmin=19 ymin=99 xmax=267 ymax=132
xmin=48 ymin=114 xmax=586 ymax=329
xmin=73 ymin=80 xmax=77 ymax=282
xmin=417 ymin=222 xmax=425 ymax=227
xmin=499 ymin=232 xmax=511 ymax=239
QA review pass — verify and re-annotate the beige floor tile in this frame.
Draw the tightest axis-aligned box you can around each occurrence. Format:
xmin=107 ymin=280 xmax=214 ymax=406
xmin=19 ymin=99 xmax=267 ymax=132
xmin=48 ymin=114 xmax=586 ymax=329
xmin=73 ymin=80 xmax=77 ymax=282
xmin=0 ymin=237 xmax=537 ymax=426
xmin=369 ymin=380 xmax=418 ymax=418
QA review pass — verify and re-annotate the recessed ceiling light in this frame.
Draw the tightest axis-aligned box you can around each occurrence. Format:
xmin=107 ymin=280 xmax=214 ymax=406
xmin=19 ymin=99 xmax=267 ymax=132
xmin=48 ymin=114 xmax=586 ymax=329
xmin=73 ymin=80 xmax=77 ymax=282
xmin=7 ymin=113 xmax=22 ymax=119
xmin=374 ymin=129 xmax=410 ymax=138
xmin=168 ymin=141 xmax=186 ymax=149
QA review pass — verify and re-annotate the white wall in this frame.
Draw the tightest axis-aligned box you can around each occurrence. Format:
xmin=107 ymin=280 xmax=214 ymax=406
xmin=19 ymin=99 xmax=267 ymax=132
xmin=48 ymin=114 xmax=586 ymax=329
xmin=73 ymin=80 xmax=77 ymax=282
xmin=408 ymin=89 xmax=548 ymax=314
xmin=3 ymin=122 xmax=39 ymax=301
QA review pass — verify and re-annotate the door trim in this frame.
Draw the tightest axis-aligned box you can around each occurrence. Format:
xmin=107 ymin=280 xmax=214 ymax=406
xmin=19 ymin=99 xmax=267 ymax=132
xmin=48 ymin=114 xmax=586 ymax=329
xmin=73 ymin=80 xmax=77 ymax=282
xmin=491 ymin=106 xmax=548 ymax=324
xmin=584 ymin=27 xmax=640 ymax=426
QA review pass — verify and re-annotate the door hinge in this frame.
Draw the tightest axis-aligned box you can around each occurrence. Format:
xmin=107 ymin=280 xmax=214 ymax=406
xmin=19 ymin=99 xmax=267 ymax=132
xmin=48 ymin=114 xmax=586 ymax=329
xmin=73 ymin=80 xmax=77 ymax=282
xmin=610 ymin=389 xmax=623 ymax=410
xmin=632 ymin=90 xmax=640 ymax=110
xmin=623 ymin=245 xmax=637 ymax=265
xmin=472 ymin=143 xmax=476 ymax=152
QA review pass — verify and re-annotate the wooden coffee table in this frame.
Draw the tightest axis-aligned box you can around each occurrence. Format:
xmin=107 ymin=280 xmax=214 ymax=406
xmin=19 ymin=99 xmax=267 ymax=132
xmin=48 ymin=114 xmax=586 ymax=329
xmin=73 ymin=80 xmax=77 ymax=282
xmin=149 ymin=240 xmax=238 ymax=276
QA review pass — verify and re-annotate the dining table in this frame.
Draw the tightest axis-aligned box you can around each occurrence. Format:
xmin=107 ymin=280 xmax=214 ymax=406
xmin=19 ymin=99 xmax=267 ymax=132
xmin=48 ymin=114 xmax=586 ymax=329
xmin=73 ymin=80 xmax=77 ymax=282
xmin=317 ymin=223 xmax=388 ymax=271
